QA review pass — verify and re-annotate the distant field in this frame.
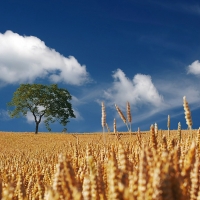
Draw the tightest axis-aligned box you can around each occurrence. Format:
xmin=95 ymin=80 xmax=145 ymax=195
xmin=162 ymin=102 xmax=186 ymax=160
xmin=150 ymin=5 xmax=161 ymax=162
xmin=0 ymin=129 xmax=199 ymax=199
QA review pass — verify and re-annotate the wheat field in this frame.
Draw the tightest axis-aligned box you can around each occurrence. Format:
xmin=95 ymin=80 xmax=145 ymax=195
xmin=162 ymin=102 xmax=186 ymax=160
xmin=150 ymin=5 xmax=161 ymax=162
xmin=0 ymin=129 xmax=200 ymax=200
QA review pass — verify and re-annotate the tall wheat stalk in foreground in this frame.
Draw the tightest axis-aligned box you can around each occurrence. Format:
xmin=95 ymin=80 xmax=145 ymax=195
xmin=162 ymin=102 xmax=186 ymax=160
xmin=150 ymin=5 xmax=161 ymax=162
xmin=126 ymin=102 xmax=132 ymax=133
xmin=183 ymin=96 xmax=193 ymax=137
xmin=115 ymin=104 xmax=129 ymax=131
xmin=101 ymin=102 xmax=106 ymax=143
xmin=154 ymin=123 xmax=158 ymax=136
xmin=113 ymin=118 xmax=117 ymax=133
xmin=106 ymin=123 xmax=110 ymax=132
xmin=113 ymin=118 xmax=122 ymax=141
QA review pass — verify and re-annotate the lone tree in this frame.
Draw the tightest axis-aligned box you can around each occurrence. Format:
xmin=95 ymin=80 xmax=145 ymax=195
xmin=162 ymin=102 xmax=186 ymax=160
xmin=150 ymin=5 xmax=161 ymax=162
xmin=7 ymin=84 xmax=76 ymax=134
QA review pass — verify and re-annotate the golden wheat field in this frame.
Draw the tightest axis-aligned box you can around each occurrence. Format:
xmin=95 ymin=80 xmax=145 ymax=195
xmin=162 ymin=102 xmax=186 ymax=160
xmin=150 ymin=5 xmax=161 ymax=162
xmin=0 ymin=129 xmax=200 ymax=200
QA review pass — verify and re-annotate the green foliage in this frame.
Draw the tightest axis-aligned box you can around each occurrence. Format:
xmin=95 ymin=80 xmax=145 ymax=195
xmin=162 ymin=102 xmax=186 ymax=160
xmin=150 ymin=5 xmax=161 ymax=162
xmin=7 ymin=84 xmax=76 ymax=133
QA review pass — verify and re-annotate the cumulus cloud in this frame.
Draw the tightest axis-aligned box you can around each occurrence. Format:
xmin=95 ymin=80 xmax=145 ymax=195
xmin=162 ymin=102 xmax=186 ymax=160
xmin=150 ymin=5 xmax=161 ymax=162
xmin=0 ymin=30 xmax=90 ymax=85
xmin=104 ymin=69 xmax=163 ymax=108
xmin=187 ymin=60 xmax=200 ymax=75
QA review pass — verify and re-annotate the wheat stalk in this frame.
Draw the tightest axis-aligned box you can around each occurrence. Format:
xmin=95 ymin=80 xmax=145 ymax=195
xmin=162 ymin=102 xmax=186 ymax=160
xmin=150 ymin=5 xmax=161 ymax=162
xmin=183 ymin=96 xmax=193 ymax=137
xmin=154 ymin=123 xmax=158 ymax=137
xmin=115 ymin=104 xmax=129 ymax=132
xmin=113 ymin=118 xmax=117 ymax=133
xmin=126 ymin=102 xmax=132 ymax=132
xmin=150 ymin=124 xmax=157 ymax=150
xmin=101 ymin=102 xmax=106 ymax=144
xmin=101 ymin=102 xmax=106 ymax=129
xmin=177 ymin=122 xmax=181 ymax=142
xmin=106 ymin=123 xmax=110 ymax=133
xmin=113 ymin=118 xmax=122 ymax=141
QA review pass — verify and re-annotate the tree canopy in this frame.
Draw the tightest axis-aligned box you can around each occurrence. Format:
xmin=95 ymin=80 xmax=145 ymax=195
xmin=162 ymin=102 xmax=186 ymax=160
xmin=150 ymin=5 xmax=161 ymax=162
xmin=7 ymin=84 xmax=76 ymax=133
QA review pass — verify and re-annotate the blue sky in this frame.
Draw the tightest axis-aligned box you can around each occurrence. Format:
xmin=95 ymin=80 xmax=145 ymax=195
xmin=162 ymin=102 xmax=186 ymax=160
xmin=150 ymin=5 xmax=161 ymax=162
xmin=1 ymin=0 xmax=200 ymax=133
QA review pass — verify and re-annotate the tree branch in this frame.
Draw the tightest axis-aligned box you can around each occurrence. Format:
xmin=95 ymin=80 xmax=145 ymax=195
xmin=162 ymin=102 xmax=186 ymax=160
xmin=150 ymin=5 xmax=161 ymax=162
xmin=38 ymin=112 xmax=45 ymax=124
xmin=32 ymin=112 xmax=37 ymax=123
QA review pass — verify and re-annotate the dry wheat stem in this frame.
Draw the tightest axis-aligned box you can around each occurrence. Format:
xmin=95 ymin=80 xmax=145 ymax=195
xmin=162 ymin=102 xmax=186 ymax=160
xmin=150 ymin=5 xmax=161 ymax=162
xmin=115 ymin=104 xmax=130 ymax=132
xmin=183 ymin=96 xmax=192 ymax=130
xmin=101 ymin=102 xmax=106 ymax=144
xmin=106 ymin=123 xmax=110 ymax=133
xmin=126 ymin=102 xmax=132 ymax=132
xmin=154 ymin=123 xmax=158 ymax=136
xmin=113 ymin=118 xmax=117 ymax=133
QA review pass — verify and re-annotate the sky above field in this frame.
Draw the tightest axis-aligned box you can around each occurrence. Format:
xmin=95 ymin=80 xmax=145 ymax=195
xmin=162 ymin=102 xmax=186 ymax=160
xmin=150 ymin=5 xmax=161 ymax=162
xmin=1 ymin=0 xmax=200 ymax=133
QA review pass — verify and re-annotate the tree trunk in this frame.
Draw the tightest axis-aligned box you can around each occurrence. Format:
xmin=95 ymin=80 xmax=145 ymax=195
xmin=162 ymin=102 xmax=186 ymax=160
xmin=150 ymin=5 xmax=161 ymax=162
xmin=35 ymin=122 xmax=39 ymax=134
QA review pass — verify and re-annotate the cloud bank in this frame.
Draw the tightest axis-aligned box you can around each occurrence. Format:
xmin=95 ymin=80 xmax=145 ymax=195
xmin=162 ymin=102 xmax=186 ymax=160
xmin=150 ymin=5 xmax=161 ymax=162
xmin=0 ymin=30 xmax=90 ymax=85
xmin=103 ymin=69 xmax=163 ymax=109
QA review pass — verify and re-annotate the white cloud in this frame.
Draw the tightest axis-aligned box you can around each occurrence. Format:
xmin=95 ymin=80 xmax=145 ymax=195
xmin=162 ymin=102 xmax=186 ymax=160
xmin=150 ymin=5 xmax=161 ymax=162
xmin=187 ymin=60 xmax=200 ymax=75
xmin=103 ymin=69 xmax=163 ymax=109
xmin=26 ymin=112 xmax=35 ymax=123
xmin=0 ymin=30 xmax=90 ymax=85
xmin=0 ymin=109 xmax=10 ymax=121
xmin=70 ymin=96 xmax=84 ymax=120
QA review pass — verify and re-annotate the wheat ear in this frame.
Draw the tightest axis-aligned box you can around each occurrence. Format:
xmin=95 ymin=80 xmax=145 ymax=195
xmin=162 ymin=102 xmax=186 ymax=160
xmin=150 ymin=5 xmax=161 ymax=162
xmin=115 ymin=104 xmax=129 ymax=131
xmin=183 ymin=96 xmax=193 ymax=137
xmin=154 ymin=123 xmax=158 ymax=137
xmin=101 ymin=102 xmax=106 ymax=128
xmin=101 ymin=102 xmax=106 ymax=143
xmin=126 ymin=102 xmax=132 ymax=132
xmin=113 ymin=118 xmax=117 ymax=133
xmin=150 ymin=124 xmax=157 ymax=150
